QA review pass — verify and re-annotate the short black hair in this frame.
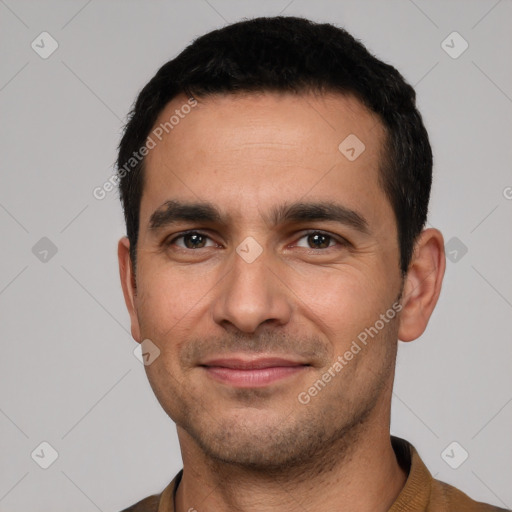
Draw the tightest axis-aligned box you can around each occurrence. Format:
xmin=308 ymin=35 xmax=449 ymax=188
xmin=117 ymin=16 xmax=432 ymax=276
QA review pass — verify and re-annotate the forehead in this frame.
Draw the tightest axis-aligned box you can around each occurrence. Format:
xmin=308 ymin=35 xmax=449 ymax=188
xmin=141 ymin=91 xmax=391 ymax=232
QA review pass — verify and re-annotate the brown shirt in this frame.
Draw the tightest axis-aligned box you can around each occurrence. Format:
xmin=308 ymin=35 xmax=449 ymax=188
xmin=120 ymin=436 xmax=509 ymax=511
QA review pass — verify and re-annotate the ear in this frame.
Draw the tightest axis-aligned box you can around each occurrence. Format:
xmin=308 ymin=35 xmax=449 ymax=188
xmin=398 ymin=228 xmax=446 ymax=342
xmin=118 ymin=237 xmax=142 ymax=343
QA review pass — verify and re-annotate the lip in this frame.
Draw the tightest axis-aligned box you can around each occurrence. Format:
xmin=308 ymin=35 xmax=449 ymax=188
xmin=200 ymin=357 xmax=310 ymax=388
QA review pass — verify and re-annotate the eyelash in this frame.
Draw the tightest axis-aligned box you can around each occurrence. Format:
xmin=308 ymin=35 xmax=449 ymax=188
xmin=165 ymin=230 xmax=349 ymax=251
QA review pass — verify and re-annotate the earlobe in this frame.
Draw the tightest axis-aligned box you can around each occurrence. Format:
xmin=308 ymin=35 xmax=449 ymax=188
xmin=398 ymin=228 xmax=446 ymax=342
xmin=118 ymin=237 xmax=142 ymax=342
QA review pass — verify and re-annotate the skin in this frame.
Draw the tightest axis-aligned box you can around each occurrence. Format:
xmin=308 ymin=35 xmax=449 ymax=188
xmin=118 ymin=91 xmax=445 ymax=512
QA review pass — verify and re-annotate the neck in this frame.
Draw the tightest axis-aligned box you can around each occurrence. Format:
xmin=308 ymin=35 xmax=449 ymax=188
xmin=174 ymin=423 xmax=407 ymax=512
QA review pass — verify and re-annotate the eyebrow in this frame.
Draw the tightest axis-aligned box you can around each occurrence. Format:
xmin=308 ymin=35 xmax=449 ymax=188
xmin=148 ymin=199 xmax=370 ymax=235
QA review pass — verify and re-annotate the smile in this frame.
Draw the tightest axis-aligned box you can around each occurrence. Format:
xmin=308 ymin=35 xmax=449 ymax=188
xmin=200 ymin=357 xmax=310 ymax=388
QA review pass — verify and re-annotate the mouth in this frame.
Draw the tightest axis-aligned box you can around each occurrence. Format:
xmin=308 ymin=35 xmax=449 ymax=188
xmin=199 ymin=357 xmax=311 ymax=388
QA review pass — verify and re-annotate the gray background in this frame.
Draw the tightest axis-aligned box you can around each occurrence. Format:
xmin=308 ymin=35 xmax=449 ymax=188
xmin=1 ymin=0 xmax=511 ymax=510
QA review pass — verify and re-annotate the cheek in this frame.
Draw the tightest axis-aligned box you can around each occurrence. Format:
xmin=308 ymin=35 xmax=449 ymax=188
xmin=135 ymin=265 xmax=211 ymax=341
xmin=287 ymin=265 xmax=387 ymax=340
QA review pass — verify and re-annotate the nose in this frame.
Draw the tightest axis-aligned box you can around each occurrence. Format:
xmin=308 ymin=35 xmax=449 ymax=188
xmin=211 ymin=244 xmax=293 ymax=334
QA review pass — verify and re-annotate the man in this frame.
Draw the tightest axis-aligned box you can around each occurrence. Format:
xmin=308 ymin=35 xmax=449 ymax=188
xmin=116 ymin=16 xmax=507 ymax=512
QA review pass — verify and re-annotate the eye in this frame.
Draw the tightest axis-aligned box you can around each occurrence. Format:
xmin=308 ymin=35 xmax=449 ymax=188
xmin=294 ymin=231 xmax=346 ymax=250
xmin=165 ymin=230 xmax=348 ymax=252
xmin=167 ymin=231 xmax=217 ymax=249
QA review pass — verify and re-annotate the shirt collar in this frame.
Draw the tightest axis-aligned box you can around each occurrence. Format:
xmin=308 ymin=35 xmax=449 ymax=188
xmin=388 ymin=436 xmax=433 ymax=511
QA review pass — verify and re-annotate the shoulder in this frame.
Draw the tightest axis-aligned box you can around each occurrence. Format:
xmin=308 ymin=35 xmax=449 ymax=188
xmin=119 ymin=493 xmax=162 ymax=512
xmin=118 ymin=470 xmax=183 ymax=512
xmin=390 ymin=437 xmax=509 ymax=511
xmin=431 ymin=478 xmax=510 ymax=511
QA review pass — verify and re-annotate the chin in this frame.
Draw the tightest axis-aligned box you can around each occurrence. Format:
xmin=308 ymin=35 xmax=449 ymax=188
xmin=182 ymin=408 xmax=335 ymax=471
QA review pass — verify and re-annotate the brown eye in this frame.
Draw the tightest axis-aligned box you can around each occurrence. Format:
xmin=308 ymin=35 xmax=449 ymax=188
xmin=307 ymin=233 xmax=332 ymax=249
xmin=295 ymin=231 xmax=341 ymax=250
xmin=168 ymin=231 xmax=214 ymax=249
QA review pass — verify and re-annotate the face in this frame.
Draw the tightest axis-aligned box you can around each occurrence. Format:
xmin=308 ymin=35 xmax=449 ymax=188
xmin=121 ymin=91 xmax=406 ymax=470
